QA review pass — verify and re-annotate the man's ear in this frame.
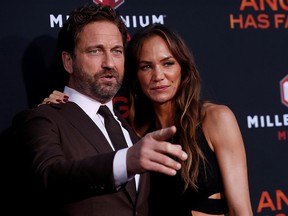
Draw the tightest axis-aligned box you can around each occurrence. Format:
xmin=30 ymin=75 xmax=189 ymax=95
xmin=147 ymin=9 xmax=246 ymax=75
xmin=62 ymin=51 xmax=73 ymax=74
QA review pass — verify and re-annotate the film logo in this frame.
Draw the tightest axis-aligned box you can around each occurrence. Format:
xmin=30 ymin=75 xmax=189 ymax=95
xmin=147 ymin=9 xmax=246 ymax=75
xmin=93 ymin=0 xmax=125 ymax=9
xmin=280 ymin=75 xmax=288 ymax=108
xmin=246 ymin=75 xmax=288 ymax=141
xmin=229 ymin=0 xmax=288 ymax=29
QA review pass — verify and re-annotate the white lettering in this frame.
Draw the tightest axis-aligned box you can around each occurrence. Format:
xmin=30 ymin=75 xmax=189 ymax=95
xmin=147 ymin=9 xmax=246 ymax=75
xmin=121 ymin=14 xmax=166 ymax=28
xmin=50 ymin=14 xmax=63 ymax=28
xmin=284 ymin=114 xmax=288 ymax=125
xmin=247 ymin=116 xmax=259 ymax=128
xmin=247 ymin=114 xmax=288 ymax=128
xmin=139 ymin=16 xmax=150 ymax=27
xmin=260 ymin=116 xmax=265 ymax=127
xmin=50 ymin=14 xmax=166 ymax=29
xmin=275 ymin=115 xmax=283 ymax=126
xmin=152 ymin=14 xmax=164 ymax=23
xmin=266 ymin=115 xmax=274 ymax=127
xmin=132 ymin=16 xmax=137 ymax=28
xmin=50 ymin=15 xmax=69 ymax=28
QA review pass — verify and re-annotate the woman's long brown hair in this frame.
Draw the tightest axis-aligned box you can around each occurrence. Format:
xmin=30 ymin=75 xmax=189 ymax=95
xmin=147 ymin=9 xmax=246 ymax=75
xmin=125 ymin=24 xmax=205 ymax=191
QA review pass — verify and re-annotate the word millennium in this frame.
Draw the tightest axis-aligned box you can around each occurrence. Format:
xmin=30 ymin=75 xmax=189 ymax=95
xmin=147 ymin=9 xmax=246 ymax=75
xmin=49 ymin=14 xmax=166 ymax=28
xmin=247 ymin=114 xmax=288 ymax=128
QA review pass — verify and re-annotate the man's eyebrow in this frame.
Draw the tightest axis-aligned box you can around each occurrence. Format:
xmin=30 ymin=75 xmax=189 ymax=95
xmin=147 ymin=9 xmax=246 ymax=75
xmin=112 ymin=45 xmax=124 ymax=50
xmin=85 ymin=44 xmax=103 ymax=50
xmin=85 ymin=44 xmax=124 ymax=50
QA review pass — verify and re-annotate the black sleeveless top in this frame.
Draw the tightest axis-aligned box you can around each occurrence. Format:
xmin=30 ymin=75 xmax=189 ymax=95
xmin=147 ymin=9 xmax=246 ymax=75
xmin=148 ymin=125 xmax=228 ymax=215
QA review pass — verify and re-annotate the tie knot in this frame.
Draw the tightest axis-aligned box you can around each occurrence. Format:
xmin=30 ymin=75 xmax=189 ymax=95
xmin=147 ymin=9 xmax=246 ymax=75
xmin=98 ymin=105 xmax=113 ymax=118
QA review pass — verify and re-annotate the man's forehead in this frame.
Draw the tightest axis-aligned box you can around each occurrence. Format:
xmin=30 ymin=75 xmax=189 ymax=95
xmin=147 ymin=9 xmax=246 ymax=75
xmin=83 ymin=21 xmax=121 ymax=34
xmin=74 ymin=21 xmax=123 ymax=47
xmin=91 ymin=33 xmax=121 ymax=37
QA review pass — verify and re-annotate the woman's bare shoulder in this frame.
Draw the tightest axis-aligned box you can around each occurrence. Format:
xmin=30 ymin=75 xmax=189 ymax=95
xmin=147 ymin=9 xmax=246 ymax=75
xmin=202 ymin=102 xmax=234 ymax=122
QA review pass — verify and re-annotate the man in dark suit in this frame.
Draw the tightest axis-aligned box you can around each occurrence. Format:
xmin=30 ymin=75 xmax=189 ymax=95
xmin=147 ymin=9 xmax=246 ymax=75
xmin=13 ymin=4 xmax=187 ymax=216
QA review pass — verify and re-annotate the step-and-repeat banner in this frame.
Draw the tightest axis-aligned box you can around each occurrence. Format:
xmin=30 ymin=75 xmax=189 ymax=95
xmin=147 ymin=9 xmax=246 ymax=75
xmin=1 ymin=0 xmax=287 ymax=215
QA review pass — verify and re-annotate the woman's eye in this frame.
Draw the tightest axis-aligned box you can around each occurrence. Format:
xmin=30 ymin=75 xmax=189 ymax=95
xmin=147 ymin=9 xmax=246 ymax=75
xmin=140 ymin=65 xmax=151 ymax=70
xmin=164 ymin=62 xmax=175 ymax=67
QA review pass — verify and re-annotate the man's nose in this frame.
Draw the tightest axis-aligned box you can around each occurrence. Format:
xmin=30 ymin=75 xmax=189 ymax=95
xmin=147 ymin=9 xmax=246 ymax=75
xmin=102 ymin=52 xmax=115 ymax=69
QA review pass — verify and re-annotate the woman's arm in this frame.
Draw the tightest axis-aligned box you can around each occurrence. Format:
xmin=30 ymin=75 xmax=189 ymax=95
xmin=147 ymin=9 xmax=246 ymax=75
xmin=202 ymin=103 xmax=253 ymax=215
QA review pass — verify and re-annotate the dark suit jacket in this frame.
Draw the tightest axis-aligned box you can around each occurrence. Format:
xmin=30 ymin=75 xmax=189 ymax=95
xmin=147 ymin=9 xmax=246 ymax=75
xmin=13 ymin=102 xmax=149 ymax=216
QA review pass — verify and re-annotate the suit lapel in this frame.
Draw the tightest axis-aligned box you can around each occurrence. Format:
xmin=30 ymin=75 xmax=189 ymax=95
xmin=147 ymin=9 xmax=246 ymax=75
xmin=55 ymin=102 xmax=113 ymax=153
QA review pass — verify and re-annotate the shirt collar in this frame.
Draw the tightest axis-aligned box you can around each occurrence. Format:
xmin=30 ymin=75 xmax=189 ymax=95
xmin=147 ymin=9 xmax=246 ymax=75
xmin=63 ymin=86 xmax=114 ymax=120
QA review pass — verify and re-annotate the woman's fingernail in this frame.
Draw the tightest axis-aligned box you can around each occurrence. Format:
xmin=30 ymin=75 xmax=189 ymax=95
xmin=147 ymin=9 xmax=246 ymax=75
xmin=182 ymin=153 xmax=188 ymax=160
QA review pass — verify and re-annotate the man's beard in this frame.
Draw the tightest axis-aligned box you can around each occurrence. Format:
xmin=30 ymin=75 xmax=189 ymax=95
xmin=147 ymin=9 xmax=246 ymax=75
xmin=72 ymin=62 xmax=123 ymax=103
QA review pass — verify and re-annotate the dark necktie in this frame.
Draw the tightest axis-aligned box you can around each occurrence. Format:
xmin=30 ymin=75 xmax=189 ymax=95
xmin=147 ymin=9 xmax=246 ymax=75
xmin=98 ymin=105 xmax=137 ymax=202
xmin=98 ymin=105 xmax=127 ymax=150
